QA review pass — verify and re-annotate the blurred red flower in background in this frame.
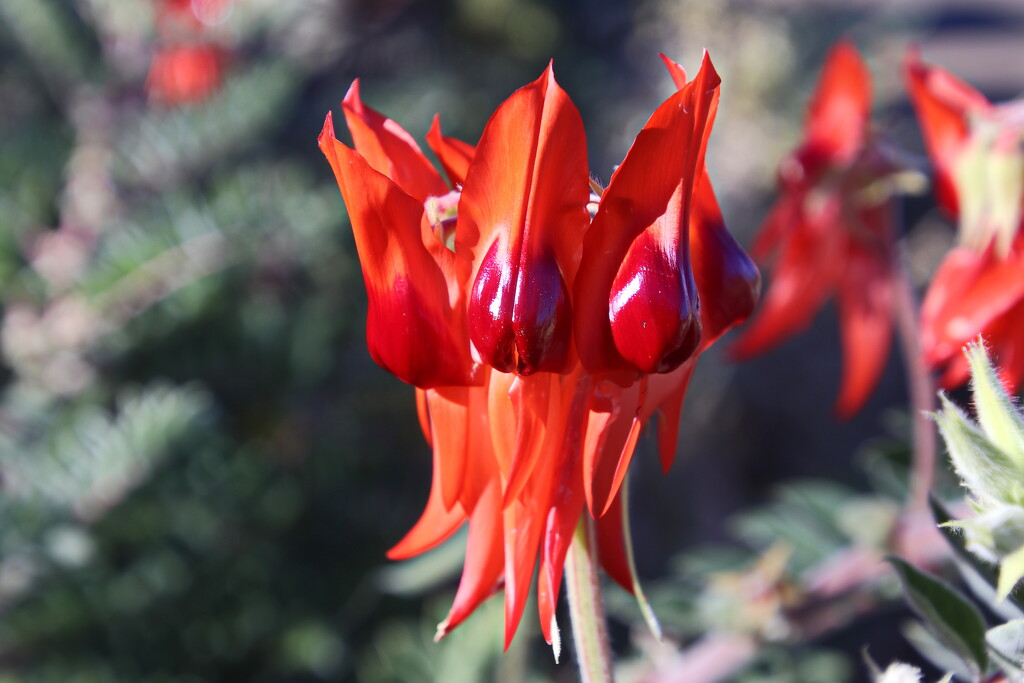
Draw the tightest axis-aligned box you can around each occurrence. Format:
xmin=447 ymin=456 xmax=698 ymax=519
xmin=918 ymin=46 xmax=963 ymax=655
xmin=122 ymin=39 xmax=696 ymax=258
xmin=147 ymin=44 xmax=226 ymax=105
xmin=731 ymin=41 xmax=904 ymax=418
xmin=906 ymin=50 xmax=1024 ymax=391
xmin=147 ymin=0 xmax=232 ymax=105
xmin=319 ymin=54 xmax=759 ymax=647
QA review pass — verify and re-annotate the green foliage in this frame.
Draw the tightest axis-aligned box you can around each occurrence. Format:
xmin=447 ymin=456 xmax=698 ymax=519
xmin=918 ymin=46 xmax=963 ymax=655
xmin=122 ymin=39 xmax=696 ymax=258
xmin=887 ymin=556 xmax=988 ymax=677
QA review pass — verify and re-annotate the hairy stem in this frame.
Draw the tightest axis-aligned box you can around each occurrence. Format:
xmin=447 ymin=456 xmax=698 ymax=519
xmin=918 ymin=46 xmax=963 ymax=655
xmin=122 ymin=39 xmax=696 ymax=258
xmin=566 ymin=514 xmax=614 ymax=683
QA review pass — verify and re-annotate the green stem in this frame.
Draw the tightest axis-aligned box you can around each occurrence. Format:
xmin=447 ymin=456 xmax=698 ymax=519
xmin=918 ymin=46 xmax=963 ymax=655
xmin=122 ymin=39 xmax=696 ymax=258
xmin=566 ymin=514 xmax=614 ymax=683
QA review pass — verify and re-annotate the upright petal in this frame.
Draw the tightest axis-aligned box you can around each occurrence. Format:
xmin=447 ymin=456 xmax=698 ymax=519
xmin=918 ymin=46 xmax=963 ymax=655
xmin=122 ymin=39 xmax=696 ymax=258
xmin=319 ymin=113 xmax=475 ymax=387
xmin=904 ymin=49 xmax=990 ymax=217
xmin=342 ymin=81 xmax=449 ymax=201
xmin=426 ymin=115 xmax=475 ymax=188
xmin=457 ymin=63 xmax=591 ymax=375
xmin=574 ymin=54 xmax=722 ymax=377
xmin=804 ymin=41 xmax=872 ymax=165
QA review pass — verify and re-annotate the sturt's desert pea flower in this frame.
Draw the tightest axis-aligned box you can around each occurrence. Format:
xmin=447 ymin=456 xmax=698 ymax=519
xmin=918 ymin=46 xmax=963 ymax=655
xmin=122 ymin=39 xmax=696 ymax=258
xmin=318 ymin=53 xmax=759 ymax=649
xmin=731 ymin=41 xmax=906 ymax=418
xmin=906 ymin=51 xmax=1024 ymax=392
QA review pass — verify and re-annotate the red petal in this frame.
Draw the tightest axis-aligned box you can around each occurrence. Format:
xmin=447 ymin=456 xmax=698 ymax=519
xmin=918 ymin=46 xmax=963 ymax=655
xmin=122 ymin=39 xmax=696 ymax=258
xmin=647 ymin=359 xmax=698 ymax=472
xmin=659 ymin=53 xmax=688 ymax=90
xmin=904 ymin=49 xmax=990 ymax=217
xmin=341 ymin=81 xmax=449 ymax=202
xmin=690 ymin=172 xmax=761 ymax=346
xmin=536 ymin=384 xmax=590 ymax=643
xmin=834 ymin=233 xmax=895 ymax=418
xmin=437 ymin=480 xmax=504 ymax=638
xmin=319 ymin=113 xmax=475 ymax=387
xmin=387 ymin=425 xmax=467 ymax=559
xmin=922 ymin=240 xmax=1024 ymax=366
xmin=415 ymin=388 xmax=432 ymax=447
xmin=426 ymin=115 xmax=475 ymax=188
xmin=804 ymin=41 xmax=871 ymax=165
xmin=457 ymin=63 xmax=591 ymax=375
xmin=582 ymin=379 xmax=644 ymax=517
xmin=502 ymin=493 xmax=547 ymax=649
xmin=594 ymin=492 xmax=632 ymax=591
xmin=730 ymin=208 xmax=842 ymax=360
xmin=424 ymin=387 xmax=471 ymax=509
xmin=575 ymin=54 xmax=721 ymax=376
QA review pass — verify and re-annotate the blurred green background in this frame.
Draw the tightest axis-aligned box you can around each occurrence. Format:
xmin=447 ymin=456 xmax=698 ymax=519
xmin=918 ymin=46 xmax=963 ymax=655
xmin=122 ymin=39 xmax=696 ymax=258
xmin=0 ymin=0 xmax=1022 ymax=680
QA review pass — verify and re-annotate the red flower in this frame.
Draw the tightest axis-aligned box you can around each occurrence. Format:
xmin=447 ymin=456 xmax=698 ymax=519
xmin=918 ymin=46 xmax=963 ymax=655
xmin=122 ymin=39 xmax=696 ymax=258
xmin=730 ymin=41 xmax=900 ymax=418
xmin=319 ymin=54 xmax=758 ymax=647
xmin=147 ymin=0 xmax=233 ymax=106
xmin=906 ymin=50 xmax=1024 ymax=390
xmin=146 ymin=44 xmax=225 ymax=105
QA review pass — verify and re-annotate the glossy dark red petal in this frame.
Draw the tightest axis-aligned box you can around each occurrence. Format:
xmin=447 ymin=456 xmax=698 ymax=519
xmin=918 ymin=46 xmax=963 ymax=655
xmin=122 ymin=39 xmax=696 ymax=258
xmin=575 ymin=54 xmax=721 ymax=377
xmin=457 ymin=63 xmax=590 ymax=376
xmin=690 ymin=172 xmax=761 ymax=346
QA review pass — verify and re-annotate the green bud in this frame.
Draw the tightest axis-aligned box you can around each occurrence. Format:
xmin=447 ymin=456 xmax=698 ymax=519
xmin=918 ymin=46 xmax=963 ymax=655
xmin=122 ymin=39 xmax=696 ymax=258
xmin=933 ymin=393 xmax=1024 ymax=506
xmin=966 ymin=341 xmax=1024 ymax=469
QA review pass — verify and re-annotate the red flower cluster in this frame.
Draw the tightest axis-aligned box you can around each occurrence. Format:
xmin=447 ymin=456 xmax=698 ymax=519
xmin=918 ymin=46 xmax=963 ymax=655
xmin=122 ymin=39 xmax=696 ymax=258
xmin=907 ymin=51 xmax=1024 ymax=391
xmin=731 ymin=42 xmax=902 ymax=417
xmin=147 ymin=0 xmax=232 ymax=105
xmin=319 ymin=55 xmax=759 ymax=645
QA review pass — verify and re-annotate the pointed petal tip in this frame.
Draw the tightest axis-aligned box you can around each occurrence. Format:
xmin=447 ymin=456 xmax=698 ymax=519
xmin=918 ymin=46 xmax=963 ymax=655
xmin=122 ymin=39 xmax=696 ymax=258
xmin=318 ymin=111 xmax=336 ymax=147
xmin=342 ymin=79 xmax=361 ymax=107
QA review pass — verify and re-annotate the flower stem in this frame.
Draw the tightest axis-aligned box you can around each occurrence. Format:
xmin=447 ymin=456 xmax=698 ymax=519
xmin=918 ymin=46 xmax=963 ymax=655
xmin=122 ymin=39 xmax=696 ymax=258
xmin=891 ymin=237 xmax=937 ymax=516
xmin=566 ymin=513 xmax=614 ymax=683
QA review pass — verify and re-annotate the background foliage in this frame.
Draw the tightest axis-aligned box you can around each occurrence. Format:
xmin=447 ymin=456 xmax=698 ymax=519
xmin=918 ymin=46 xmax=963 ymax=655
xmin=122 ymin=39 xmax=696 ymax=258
xmin=0 ymin=0 xmax=1022 ymax=680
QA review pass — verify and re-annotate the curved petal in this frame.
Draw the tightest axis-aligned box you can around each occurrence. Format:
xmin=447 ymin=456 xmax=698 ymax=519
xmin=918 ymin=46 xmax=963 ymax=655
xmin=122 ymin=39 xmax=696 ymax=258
xmin=922 ymin=240 xmax=1024 ymax=366
xmin=646 ymin=359 xmax=698 ymax=472
xmin=341 ymin=81 xmax=449 ymax=202
xmin=834 ymin=235 xmax=894 ymax=418
xmin=436 ymin=480 xmax=504 ymax=639
xmin=730 ymin=207 xmax=842 ymax=360
xmin=574 ymin=53 xmax=721 ymax=377
xmin=904 ymin=48 xmax=990 ymax=217
xmin=426 ymin=115 xmax=475 ymax=188
xmin=536 ymin=383 xmax=589 ymax=644
xmin=457 ymin=63 xmax=591 ymax=375
xmin=319 ymin=113 xmax=476 ymax=387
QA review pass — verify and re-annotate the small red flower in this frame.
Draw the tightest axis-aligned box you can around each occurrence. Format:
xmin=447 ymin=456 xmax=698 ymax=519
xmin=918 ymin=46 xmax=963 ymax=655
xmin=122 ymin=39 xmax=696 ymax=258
xmin=146 ymin=44 xmax=225 ymax=105
xmin=906 ymin=50 xmax=1024 ymax=390
xmin=146 ymin=0 xmax=233 ymax=106
xmin=731 ymin=41 xmax=900 ymax=418
xmin=319 ymin=54 xmax=758 ymax=647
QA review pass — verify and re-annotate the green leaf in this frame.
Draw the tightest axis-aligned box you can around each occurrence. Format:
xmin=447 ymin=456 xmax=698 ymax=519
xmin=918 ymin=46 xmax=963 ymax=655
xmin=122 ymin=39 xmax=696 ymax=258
xmin=931 ymin=496 xmax=1024 ymax=614
xmin=901 ymin=620 xmax=975 ymax=681
xmin=887 ymin=556 xmax=988 ymax=677
xmin=986 ymin=619 xmax=1024 ymax=675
